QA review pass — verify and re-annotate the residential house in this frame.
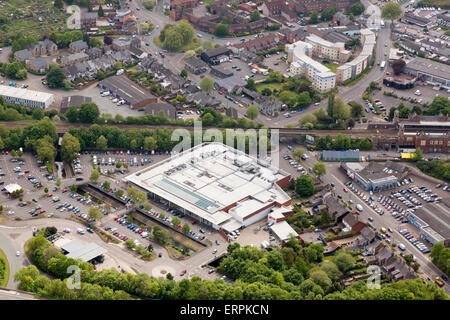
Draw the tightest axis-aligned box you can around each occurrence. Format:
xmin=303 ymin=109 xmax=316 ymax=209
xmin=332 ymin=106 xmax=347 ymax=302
xmin=238 ymin=50 xmax=260 ymax=63
xmin=129 ymin=46 xmax=148 ymax=60
xmin=231 ymin=33 xmax=280 ymax=54
xmin=278 ymin=27 xmax=309 ymax=44
xmin=241 ymin=88 xmax=283 ymax=116
xmin=60 ymin=52 xmax=89 ymax=67
xmin=29 ymin=39 xmax=58 ymax=57
xmin=323 ymin=192 xmax=350 ymax=223
xmin=145 ymin=103 xmax=177 ymax=119
xmin=375 ymin=245 xmax=417 ymax=282
xmin=186 ymin=91 xmax=221 ymax=108
xmin=69 ymin=40 xmax=88 ymax=53
xmin=114 ymin=9 xmax=137 ymax=34
xmin=184 ymin=56 xmax=208 ymax=75
xmin=80 ymin=12 xmax=97 ymax=29
xmin=170 ymin=0 xmax=198 ymax=10
xmin=86 ymin=47 xmax=103 ymax=60
xmin=261 ymin=0 xmax=298 ymax=23
xmin=14 ymin=49 xmax=33 ymax=62
xmin=27 ymin=58 xmax=49 ymax=73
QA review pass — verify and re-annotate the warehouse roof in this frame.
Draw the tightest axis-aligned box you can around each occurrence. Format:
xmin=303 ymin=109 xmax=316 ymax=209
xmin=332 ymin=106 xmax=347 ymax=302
xmin=0 ymin=85 xmax=54 ymax=103
xmin=61 ymin=95 xmax=92 ymax=112
xmin=405 ymin=57 xmax=450 ymax=81
xmin=61 ymin=240 xmax=107 ymax=262
xmin=99 ymin=75 xmax=157 ymax=106
xmin=414 ymin=203 xmax=450 ymax=239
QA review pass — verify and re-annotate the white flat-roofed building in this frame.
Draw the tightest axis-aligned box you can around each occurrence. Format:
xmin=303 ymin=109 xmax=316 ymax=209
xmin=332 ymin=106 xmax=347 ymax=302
xmin=305 ymin=34 xmax=350 ymax=63
xmin=125 ymin=143 xmax=292 ymax=231
xmin=287 ymin=41 xmax=336 ymax=93
xmin=336 ymin=29 xmax=375 ymax=84
xmin=0 ymin=85 xmax=54 ymax=109
xmin=270 ymin=221 xmax=299 ymax=243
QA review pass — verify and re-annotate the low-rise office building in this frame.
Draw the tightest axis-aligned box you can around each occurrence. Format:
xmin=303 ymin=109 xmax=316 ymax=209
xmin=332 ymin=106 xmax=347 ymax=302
xmin=340 ymin=162 xmax=399 ymax=192
xmin=0 ymin=85 xmax=54 ymax=109
xmin=404 ymin=57 xmax=450 ymax=88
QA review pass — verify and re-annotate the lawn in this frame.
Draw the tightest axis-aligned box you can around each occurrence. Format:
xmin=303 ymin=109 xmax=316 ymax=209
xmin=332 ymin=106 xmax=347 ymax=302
xmin=255 ymin=82 xmax=283 ymax=95
xmin=0 ymin=248 xmax=10 ymax=287
xmin=0 ymin=0 xmax=68 ymax=45
xmin=324 ymin=63 xmax=339 ymax=73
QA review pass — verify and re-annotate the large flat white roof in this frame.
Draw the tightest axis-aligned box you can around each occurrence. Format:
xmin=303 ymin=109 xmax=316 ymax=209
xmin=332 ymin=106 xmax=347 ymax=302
xmin=125 ymin=143 xmax=291 ymax=227
xmin=0 ymin=85 xmax=54 ymax=103
xmin=270 ymin=221 xmax=298 ymax=241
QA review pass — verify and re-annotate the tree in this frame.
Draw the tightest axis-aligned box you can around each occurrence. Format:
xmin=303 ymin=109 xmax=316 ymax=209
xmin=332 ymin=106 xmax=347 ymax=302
xmin=309 ymin=269 xmax=332 ymax=292
xmin=79 ymin=102 xmax=99 ymax=123
xmin=202 ymin=40 xmax=213 ymax=50
xmin=54 ymin=0 xmax=63 ymax=9
xmin=329 ymin=97 xmax=351 ymax=121
xmin=103 ymin=181 xmax=111 ymax=190
xmin=215 ymin=24 xmax=229 ymax=37
xmin=153 ymin=225 xmax=170 ymax=244
xmin=413 ymin=147 xmax=423 ymax=161
xmin=127 ymin=186 xmax=147 ymax=204
xmin=44 ymin=187 xmax=49 ymax=194
xmin=295 ymin=174 xmax=315 ymax=197
xmin=348 ymin=2 xmax=365 ymax=16
xmin=182 ymin=223 xmax=190 ymax=234
xmin=312 ymin=162 xmax=326 ymax=179
xmin=56 ymin=178 xmax=61 ymax=187
xmin=381 ymin=2 xmax=403 ymax=24
xmin=143 ymin=136 xmax=157 ymax=151
xmin=61 ymin=133 xmax=80 ymax=163
xmin=261 ymin=88 xmax=272 ymax=96
xmin=96 ymin=70 xmax=105 ymax=80
xmin=309 ymin=11 xmax=319 ymax=24
xmin=392 ymin=59 xmax=406 ymax=75
xmin=246 ymin=105 xmax=259 ymax=120
xmin=11 ymin=149 xmax=17 ymax=157
xmin=36 ymin=137 xmax=56 ymax=163
xmin=297 ymin=91 xmax=311 ymax=107
xmin=200 ymin=76 xmax=214 ymax=93
xmin=426 ymin=96 xmax=450 ymax=116
xmin=293 ymin=148 xmax=305 ymax=161
xmin=334 ymin=251 xmax=355 ymax=273
xmin=65 ymin=106 xmax=79 ymax=122
xmin=88 ymin=206 xmax=103 ymax=222
xmin=321 ymin=261 xmax=341 ymax=282
xmin=96 ymin=135 xmax=108 ymax=150
xmin=98 ymin=5 xmax=104 ymax=17
xmin=250 ymin=10 xmax=261 ymax=22
xmin=180 ymin=69 xmax=188 ymax=78
xmin=90 ymin=168 xmax=100 ymax=182
xmin=171 ymin=217 xmax=180 ymax=227
xmin=299 ymin=114 xmax=318 ymax=128
xmin=46 ymin=65 xmax=66 ymax=88
xmin=246 ymin=78 xmax=256 ymax=90
xmin=349 ymin=101 xmax=363 ymax=118
xmin=125 ymin=239 xmax=136 ymax=249
xmin=32 ymin=108 xmax=44 ymax=120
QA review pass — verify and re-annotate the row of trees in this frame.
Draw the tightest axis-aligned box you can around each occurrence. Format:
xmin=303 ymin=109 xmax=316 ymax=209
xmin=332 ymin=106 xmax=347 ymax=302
xmin=416 ymin=159 xmax=450 ymax=183
xmin=313 ymin=134 xmax=373 ymax=151
xmin=430 ymin=243 xmax=450 ymax=277
xmin=15 ymin=234 xmax=450 ymax=300
xmin=0 ymin=62 xmax=27 ymax=80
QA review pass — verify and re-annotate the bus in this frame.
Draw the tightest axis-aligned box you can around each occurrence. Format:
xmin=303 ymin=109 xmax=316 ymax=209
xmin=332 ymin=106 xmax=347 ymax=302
xmin=380 ymin=61 xmax=386 ymax=69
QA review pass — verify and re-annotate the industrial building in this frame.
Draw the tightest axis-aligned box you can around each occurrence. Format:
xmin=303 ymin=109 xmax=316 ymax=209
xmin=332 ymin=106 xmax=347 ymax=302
xmin=321 ymin=150 xmax=360 ymax=162
xmin=125 ymin=143 xmax=292 ymax=233
xmin=201 ymin=47 xmax=231 ymax=65
xmin=407 ymin=201 xmax=450 ymax=247
xmin=0 ymin=85 xmax=54 ymax=109
xmin=60 ymin=95 xmax=92 ymax=113
xmin=99 ymin=75 xmax=157 ymax=109
xmin=404 ymin=57 xmax=450 ymax=88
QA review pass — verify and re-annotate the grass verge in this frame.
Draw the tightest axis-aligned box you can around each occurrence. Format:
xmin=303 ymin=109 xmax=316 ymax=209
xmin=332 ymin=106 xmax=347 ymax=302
xmin=0 ymin=248 xmax=10 ymax=287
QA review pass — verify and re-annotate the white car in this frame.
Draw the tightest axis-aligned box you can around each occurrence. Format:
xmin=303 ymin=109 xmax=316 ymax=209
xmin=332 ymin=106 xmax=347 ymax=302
xmin=112 ymin=98 xmax=118 ymax=103
xmin=63 ymin=228 xmax=71 ymax=233
xmin=16 ymin=251 xmax=20 ymax=257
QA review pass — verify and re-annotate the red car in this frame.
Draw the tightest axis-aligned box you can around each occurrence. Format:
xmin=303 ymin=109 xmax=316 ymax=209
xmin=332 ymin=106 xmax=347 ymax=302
xmin=47 ymin=193 xmax=53 ymax=197
xmin=218 ymin=90 xmax=223 ymax=95
xmin=116 ymin=150 xmax=120 ymax=154
xmin=62 ymin=188 xmax=69 ymax=193
xmin=354 ymin=211 xmax=360 ymax=215
xmin=180 ymin=49 xmax=185 ymax=53
xmin=24 ymin=170 xmax=30 ymax=174
xmin=386 ymin=233 xmax=391 ymax=238
xmin=40 ymin=210 xmax=46 ymax=214
xmin=114 ymin=216 xmax=120 ymax=221
xmin=177 ymin=225 xmax=182 ymax=230
xmin=191 ymin=220 xmax=196 ymax=225
xmin=5 ymin=150 xmax=8 ymax=155
xmin=138 ymin=229 xmax=144 ymax=234
xmin=343 ymin=188 xmax=348 ymax=192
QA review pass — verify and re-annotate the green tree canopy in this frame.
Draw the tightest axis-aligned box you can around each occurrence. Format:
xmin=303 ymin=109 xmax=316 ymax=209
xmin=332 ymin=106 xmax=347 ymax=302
xmin=61 ymin=133 xmax=81 ymax=163
xmin=246 ymin=105 xmax=259 ymax=120
xmin=200 ymin=76 xmax=214 ymax=93
xmin=46 ymin=64 xmax=66 ymax=88
xmin=381 ymin=2 xmax=403 ymax=23
xmin=295 ymin=174 xmax=315 ymax=197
